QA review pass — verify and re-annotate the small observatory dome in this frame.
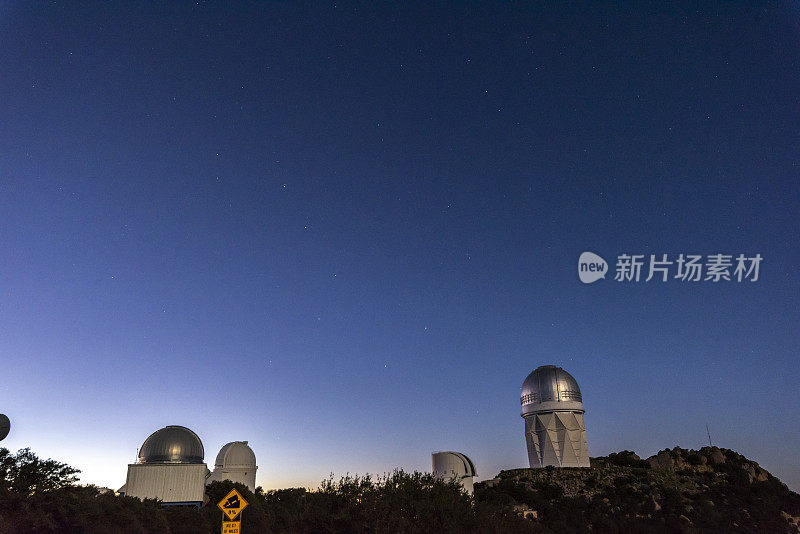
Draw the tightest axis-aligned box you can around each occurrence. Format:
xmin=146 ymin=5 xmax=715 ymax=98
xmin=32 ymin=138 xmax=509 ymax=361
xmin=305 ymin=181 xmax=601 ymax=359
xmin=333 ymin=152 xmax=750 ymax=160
xmin=138 ymin=425 xmax=204 ymax=464
xmin=521 ymin=365 xmax=583 ymax=416
xmin=214 ymin=441 xmax=256 ymax=470
xmin=432 ymin=451 xmax=477 ymax=494
xmin=208 ymin=441 xmax=258 ymax=491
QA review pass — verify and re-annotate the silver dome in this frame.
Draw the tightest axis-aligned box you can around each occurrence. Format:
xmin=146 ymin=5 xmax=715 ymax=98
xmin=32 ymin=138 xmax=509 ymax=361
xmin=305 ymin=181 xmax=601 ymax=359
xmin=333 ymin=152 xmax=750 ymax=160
xmin=521 ymin=365 xmax=583 ymax=415
xmin=138 ymin=425 xmax=204 ymax=464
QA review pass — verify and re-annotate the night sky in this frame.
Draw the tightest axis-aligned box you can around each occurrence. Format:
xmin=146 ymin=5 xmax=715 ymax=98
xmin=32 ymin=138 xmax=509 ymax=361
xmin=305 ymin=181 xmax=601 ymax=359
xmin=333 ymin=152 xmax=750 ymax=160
xmin=1 ymin=2 xmax=798 ymax=491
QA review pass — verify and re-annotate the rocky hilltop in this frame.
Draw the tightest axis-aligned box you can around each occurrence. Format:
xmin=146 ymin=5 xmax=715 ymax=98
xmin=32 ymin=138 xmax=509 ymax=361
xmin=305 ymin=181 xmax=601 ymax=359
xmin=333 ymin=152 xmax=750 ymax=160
xmin=476 ymin=446 xmax=800 ymax=533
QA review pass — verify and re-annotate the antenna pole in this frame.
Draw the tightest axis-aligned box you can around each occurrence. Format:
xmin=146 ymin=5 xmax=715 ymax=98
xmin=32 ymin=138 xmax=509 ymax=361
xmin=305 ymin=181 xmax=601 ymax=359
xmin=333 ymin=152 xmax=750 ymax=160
xmin=706 ymin=424 xmax=712 ymax=446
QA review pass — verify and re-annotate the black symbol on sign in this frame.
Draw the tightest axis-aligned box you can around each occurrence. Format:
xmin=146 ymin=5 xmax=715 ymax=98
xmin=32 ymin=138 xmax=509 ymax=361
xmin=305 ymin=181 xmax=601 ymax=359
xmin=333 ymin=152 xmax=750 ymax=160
xmin=223 ymin=495 xmax=240 ymax=509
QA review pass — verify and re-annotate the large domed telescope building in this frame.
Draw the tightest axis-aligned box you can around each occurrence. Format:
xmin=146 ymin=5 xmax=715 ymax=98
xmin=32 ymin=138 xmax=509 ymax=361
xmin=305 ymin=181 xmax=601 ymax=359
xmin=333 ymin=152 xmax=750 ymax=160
xmin=119 ymin=426 xmax=208 ymax=506
xmin=521 ymin=365 xmax=590 ymax=468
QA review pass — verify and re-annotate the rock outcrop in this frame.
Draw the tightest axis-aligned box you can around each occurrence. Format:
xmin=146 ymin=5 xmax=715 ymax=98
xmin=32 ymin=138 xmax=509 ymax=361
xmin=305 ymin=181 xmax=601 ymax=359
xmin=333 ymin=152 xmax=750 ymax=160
xmin=475 ymin=446 xmax=800 ymax=533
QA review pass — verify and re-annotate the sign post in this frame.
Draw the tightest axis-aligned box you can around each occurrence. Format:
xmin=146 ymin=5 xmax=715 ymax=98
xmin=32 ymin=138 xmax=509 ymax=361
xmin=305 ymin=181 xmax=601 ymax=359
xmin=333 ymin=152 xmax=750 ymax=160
xmin=217 ymin=488 xmax=248 ymax=533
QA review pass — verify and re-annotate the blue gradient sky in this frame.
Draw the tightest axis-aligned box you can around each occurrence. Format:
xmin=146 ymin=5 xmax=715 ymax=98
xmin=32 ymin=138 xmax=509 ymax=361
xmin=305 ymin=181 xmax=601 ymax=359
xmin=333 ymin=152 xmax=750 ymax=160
xmin=0 ymin=2 xmax=798 ymax=491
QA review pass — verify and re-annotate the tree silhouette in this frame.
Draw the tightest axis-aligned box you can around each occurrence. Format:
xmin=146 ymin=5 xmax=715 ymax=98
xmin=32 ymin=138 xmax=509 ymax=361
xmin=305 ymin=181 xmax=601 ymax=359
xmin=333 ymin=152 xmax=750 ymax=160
xmin=0 ymin=448 xmax=79 ymax=495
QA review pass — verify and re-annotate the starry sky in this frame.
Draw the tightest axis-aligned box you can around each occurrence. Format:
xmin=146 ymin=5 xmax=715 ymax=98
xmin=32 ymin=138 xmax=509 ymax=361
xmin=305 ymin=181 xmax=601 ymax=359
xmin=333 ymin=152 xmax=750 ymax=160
xmin=0 ymin=2 xmax=798 ymax=491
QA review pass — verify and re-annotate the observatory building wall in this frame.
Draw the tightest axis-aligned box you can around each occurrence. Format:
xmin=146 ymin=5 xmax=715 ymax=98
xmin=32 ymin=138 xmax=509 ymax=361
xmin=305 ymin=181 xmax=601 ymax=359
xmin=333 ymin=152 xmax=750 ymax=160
xmin=206 ymin=467 xmax=256 ymax=491
xmin=124 ymin=463 xmax=207 ymax=504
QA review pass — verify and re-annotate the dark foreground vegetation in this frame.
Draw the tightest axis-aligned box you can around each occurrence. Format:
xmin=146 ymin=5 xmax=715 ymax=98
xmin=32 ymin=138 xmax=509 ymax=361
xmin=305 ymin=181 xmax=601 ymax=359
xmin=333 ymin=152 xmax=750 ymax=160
xmin=1 ymin=446 xmax=798 ymax=533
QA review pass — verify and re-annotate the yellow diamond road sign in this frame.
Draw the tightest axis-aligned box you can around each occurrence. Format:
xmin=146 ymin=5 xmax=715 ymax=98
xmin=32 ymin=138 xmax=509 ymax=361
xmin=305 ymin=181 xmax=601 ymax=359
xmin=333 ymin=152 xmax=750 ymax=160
xmin=217 ymin=488 xmax=248 ymax=521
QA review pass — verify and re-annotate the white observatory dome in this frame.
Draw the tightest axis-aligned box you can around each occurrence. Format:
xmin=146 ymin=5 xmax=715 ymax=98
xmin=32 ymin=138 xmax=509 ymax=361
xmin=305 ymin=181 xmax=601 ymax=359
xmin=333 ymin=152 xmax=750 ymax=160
xmin=432 ymin=451 xmax=477 ymax=494
xmin=214 ymin=441 xmax=256 ymax=469
xmin=208 ymin=441 xmax=258 ymax=491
